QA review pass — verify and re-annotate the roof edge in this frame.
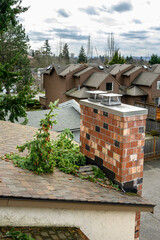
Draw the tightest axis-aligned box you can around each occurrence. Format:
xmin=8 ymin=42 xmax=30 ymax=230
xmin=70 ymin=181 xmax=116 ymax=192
xmin=0 ymin=197 xmax=155 ymax=213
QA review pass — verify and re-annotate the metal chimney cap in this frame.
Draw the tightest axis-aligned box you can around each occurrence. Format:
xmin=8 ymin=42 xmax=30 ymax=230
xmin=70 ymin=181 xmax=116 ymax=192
xmin=101 ymin=93 xmax=122 ymax=106
xmin=86 ymin=90 xmax=107 ymax=102
xmin=86 ymin=90 xmax=107 ymax=94
xmin=100 ymin=93 xmax=122 ymax=97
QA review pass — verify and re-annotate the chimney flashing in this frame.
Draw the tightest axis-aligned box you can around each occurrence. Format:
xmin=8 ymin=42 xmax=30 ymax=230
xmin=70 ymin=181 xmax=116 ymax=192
xmin=80 ymin=99 xmax=148 ymax=117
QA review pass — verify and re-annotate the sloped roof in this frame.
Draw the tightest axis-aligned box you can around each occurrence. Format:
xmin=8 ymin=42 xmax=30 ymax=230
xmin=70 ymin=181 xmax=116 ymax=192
xmin=16 ymin=101 xmax=80 ymax=132
xmin=0 ymin=120 xmax=155 ymax=211
xmin=59 ymin=99 xmax=80 ymax=113
xmin=110 ymin=64 xmax=133 ymax=75
xmin=73 ymin=66 xmax=94 ymax=77
xmin=133 ymin=72 xmax=159 ymax=87
xmin=44 ymin=64 xmax=68 ymax=75
xmin=83 ymin=72 xmax=110 ymax=88
xmin=119 ymin=85 xmax=127 ymax=95
xmin=66 ymin=87 xmax=89 ymax=99
xmin=126 ymin=86 xmax=148 ymax=96
xmin=44 ymin=64 xmax=86 ymax=76
xmin=152 ymin=64 xmax=160 ymax=74
xmin=59 ymin=64 xmax=85 ymax=77
xmin=123 ymin=67 xmax=142 ymax=76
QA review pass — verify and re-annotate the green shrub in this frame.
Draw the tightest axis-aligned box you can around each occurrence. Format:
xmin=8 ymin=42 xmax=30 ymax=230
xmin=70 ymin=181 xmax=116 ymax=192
xmin=10 ymin=100 xmax=85 ymax=175
xmin=52 ymin=129 xmax=86 ymax=174
xmin=4 ymin=228 xmax=35 ymax=240
xmin=150 ymin=130 xmax=159 ymax=136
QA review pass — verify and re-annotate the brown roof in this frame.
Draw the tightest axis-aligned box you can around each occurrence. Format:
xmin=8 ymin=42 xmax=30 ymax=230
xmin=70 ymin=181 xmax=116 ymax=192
xmin=44 ymin=64 xmax=68 ymax=75
xmin=66 ymin=87 xmax=89 ymax=99
xmin=73 ymin=66 xmax=94 ymax=77
xmin=59 ymin=64 xmax=85 ymax=77
xmin=152 ymin=64 xmax=160 ymax=74
xmin=110 ymin=64 xmax=133 ymax=75
xmin=126 ymin=86 xmax=148 ymax=96
xmin=0 ymin=121 xmax=154 ymax=210
xmin=133 ymin=72 xmax=159 ymax=87
xmin=123 ymin=67 xmax=142 ymax=76
xmin=83 ymin=72 xmax=110 ymax=88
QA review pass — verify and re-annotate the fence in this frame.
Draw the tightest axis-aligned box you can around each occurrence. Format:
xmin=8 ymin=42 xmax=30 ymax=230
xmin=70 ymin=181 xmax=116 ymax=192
xmin=144 ymin=137 xmax=160 ymax=160
xmin=135 ymin=101 xmax=157 ymax=120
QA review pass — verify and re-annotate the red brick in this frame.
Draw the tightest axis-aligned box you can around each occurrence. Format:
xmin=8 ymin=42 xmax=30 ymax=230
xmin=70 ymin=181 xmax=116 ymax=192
xmin=126 ymin=162 xmax=133 ymax=168
xmin=90 ymin=148 xmax=95 ymax=154
xmin=121 ymin=169 xmax=129 ymax=176
xmin=113 ymin=166 xmax=118 ymax=174
xmin=97 ymin=145 xmax=102 ymax=152
xmin=114 ymin=127 xmax=121 ymax=134
xmin=131 ymin=128 xmax=139 ymax=134
xmin=116 ymin=175 xmax=122 ymax=182
xmin=98 ymin=133 xmax=103 ymax=139
xmin=137 ymin=153 xmax=144 ymax=160
xmin=99 ymin=152 xmax=105 ymax=160
xmin=135 ymin=134 xmax=143 ymax=140
xmin=112 ymin=119 xmax=118 ymax=126
xmin=109 ymin=125 xmax=114 ymax=132
xmin=108 ymin=150 xmax=113 ymax=158
xmin=100 ymin=140 xmax=105 ymax=147
xmin=109 ymin=113 xmax=114 ymax=119
xmin=125 ymin=175 xmax=133 ymax=181
xmin=116 ymin=161 xmax=121 ymax=168
xmin=131 ymin=141 xmax=138 ymax=148
xmin=128 ymin=121 xmax=135 ymax=128
xmin=127 ymin=149 xmax=134 ymax=155
xmin=121 ymin=142 xmax=130 ymax=149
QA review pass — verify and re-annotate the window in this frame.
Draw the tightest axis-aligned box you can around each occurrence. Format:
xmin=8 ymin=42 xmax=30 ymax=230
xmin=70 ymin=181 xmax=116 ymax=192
xmin=155 ymin=97 xmax=160 ymax=105
xmin=157 ymin=81 xmax=160 ymax=90
xmin=106 ymin=82 xmax=113 ymax=91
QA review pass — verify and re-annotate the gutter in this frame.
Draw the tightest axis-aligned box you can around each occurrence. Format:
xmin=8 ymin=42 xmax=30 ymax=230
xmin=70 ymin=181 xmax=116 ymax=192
xmin=0 ymin=197 xmax=155 ymax=213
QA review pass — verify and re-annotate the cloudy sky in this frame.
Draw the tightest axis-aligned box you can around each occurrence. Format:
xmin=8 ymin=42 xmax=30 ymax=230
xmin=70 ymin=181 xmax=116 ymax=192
xmin=19 ymin=0 xmax=160 ymax=57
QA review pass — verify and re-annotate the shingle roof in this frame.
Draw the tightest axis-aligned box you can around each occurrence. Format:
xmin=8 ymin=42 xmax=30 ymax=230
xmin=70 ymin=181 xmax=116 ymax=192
xmin=17 ymin=101 xmax=80 ymax=132
xmin=44 ymin=64 xmax=68 ymax=75
xmin=59 ymin=64 xmax=85 ymax=77
xmin=110 ymin=64 xmax=133 ymax=75
xmin=133 ymin=72 xmax=159 ymax=87
xmin=123 ymin=67 xmax=142 ymax=76
xmin=66 ymin=87 xmax=89 ymax=99
xmin=73 ymin=66 xmax=93 ymax=77
xmin=83 ymin=72 xmax=110 ymax=88
xmin=0 ymin=121 xmax=154 ymax=210
xmin=126 ymin=86 xmax=148 ymax=96
xmin=152 ymin=64 xmax=160 ymax=74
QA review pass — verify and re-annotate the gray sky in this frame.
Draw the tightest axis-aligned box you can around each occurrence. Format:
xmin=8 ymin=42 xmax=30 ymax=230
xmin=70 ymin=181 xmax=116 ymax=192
xmin=19 ymin=0 xmax=160 ymax=57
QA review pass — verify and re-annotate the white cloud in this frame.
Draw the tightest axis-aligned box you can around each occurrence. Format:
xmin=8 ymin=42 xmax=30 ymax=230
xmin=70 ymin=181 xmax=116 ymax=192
xmin=20 ymin=0 xmax=160 ymax=57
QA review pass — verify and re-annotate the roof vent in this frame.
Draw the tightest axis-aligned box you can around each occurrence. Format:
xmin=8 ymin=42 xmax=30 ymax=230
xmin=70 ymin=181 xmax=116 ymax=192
xmin=101 ymin=93 xmax=122 ymax=106
xmin=86 ymin=90 xmax=107 ymax=102
xmin=46 ymin=66 xmax=51 ymax=70
xmin=98 ymin=65 xmax=104 ymax=70
xmin=142 ymin=65 xmax=148 ymax=69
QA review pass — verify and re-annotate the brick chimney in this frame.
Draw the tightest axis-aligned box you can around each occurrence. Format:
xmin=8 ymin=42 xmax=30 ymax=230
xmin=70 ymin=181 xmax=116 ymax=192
xmin=80 ymin=98 xmax=148 ymax=240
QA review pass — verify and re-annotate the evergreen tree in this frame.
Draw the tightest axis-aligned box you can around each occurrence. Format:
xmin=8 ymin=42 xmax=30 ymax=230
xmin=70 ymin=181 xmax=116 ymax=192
xmin=0 ymin=2 xmax=35 ymax=123
xmin=0 ymin=21 xmax=32 ymax=92
xmin=62 ymin=43 xmax=70 ymax=64
xmin=0 ymin=0 xmax=28 ymax=33
xmin=43 ymin=39 xmax=52 ymax=56
xmin=125 ymin=55 xmax=134 ymax=64
xmin=32 ymin=40 xmax=53 ymax=67
xmin=109 ymin=49 xmax=125 ymax=65
xmin=149 ymin=54 xmax=160 ymax=65
xmin=77 ymin=46 xmax=87 ymax=63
